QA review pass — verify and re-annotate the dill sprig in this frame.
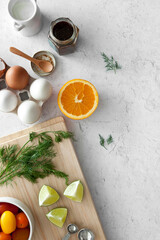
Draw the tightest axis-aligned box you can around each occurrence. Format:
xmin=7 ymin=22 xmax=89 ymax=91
xmin=99 ymin=134 xmax=107 ymax=150
xmin=101 ymin=52 xmax=121 ymax=73
xmin=107 ymin=135 xmax=113 ymax=145
xmin=0 ymin=131 xmax=74 ymax=186
xmin=99 ymin=134 xmax=113 ymax=150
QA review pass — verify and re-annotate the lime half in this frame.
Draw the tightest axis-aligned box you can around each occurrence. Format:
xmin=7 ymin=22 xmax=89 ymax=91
xmin=63 ymin=180 xmax=84 ymax=202
xmin=46 ymin=208 xmax=67 ymax=228
xmin=39 ymin=185 xmax=60 ymax=207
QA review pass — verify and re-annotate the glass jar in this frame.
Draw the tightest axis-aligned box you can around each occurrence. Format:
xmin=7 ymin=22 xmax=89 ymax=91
xmin=48 ymin=17 xmax=79 ymax=55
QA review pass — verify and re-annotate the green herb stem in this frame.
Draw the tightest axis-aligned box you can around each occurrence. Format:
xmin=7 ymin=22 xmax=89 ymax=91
xmin=101 ymin=52 xmax=121 ymax=73
xmin=0 ymin=131 xmax=73 ymax=186
xmin=99 ymin=134 xmax=113 ymax=150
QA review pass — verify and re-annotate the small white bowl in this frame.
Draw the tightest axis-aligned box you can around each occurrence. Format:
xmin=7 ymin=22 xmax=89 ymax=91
xmin=31 ymin=51 xmax=56 ymax=77
xmin=0 ymin=197 xmax=34 ymax=240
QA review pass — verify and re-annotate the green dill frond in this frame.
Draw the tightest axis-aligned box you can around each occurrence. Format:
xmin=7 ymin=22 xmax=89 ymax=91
xmin=101 ymin=52 xmax=121 ymax=73
xmin=0 ymin=130 xmax=73 ymax=186
xmin=99 ymin=134 xmax=114 ymax=150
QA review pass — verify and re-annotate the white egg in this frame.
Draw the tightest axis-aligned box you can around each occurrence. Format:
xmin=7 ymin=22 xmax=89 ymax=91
xmin=17 ymin=100 xmax=41 ymax=124
xmin=0 ymin=89 xmax=18 ymax=112
xmin=30 ymin=78 xmax=53 ymax=101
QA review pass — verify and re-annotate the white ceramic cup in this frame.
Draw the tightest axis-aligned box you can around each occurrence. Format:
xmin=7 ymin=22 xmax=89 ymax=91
xmin=8 ymin=0 xmax=42 ymax=37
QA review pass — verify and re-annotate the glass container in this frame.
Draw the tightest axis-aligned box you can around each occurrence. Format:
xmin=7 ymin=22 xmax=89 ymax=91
xmin=48 ymin=17 xmax=79 ymax=55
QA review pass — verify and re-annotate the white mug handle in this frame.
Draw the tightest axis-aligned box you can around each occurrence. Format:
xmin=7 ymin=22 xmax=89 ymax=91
xmin=14 ymin=22 xmax=24 ymax=31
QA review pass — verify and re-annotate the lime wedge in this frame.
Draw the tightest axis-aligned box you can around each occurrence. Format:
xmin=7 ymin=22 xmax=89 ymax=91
xmin=63 ymin=180 xmax=83 ymax=202
xmin=46 ymin=208 xmax=67 ymax=228
xmin=39 ymin=185 xmax=59 ymax=207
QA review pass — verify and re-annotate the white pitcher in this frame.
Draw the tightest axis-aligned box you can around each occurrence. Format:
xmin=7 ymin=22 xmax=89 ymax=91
xmin=8 ymin=0 xmax=42 ymax=37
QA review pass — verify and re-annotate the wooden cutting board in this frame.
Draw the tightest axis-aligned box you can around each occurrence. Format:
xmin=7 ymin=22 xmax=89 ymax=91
xmin=0 ymin=117 xmax=106 ymax=240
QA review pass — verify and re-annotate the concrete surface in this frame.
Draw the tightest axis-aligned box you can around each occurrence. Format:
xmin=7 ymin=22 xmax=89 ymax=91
xmin=0 ymin=0 xmax=160 ymax=239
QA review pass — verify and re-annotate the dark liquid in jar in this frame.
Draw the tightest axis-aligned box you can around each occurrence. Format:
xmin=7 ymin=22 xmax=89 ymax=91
xmin=53 ymin=21 xmax=73 ymax=41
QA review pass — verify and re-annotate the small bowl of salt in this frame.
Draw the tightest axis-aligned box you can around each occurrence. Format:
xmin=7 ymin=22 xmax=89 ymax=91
xmin=31 ymin=50 xmax=56 ymax=77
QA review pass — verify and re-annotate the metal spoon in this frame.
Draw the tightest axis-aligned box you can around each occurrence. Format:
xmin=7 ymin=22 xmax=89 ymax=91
xmin=62 ymin=224 xmax=79 ymax=240
xmin=10 ymin=47 xmax=53 ymax=73
xmin=78 ymin=229 xmax=95 ymax=240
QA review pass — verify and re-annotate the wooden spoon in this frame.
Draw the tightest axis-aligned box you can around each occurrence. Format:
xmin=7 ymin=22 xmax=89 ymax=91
xmin=10 ymin=47 xmax=53 ymax=73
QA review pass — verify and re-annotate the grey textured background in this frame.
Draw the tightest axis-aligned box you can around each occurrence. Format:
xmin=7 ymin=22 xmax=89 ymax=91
xmin=0 ymin=1 xmax=160 ymax=239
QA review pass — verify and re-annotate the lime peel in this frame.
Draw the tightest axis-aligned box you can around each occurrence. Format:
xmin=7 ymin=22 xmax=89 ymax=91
xmin=39 ymin=185 xmax=59 ymax=207
xmin=46 ymin=208 xmax=67 ymax=228
xmin=63 ymin=180 xmax=84 ymax=202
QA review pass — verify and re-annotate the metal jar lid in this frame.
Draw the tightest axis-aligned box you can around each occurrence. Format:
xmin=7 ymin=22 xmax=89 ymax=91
xmin=49 ymin=17 xmax=77 ymax=46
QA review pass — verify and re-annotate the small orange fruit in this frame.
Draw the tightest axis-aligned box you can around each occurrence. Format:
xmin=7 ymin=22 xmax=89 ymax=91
xmin=12 ymin=228 xmax=30 ymax=240
xmin=58 ymin=79 xmax=99 ymax=120
xmin=0 ymin=232 xmax=11 ymax=240
xmin=16 ymin=212 xmax=29 ymax=229
xmin=1 ymin=211 xmax=16 ymax=234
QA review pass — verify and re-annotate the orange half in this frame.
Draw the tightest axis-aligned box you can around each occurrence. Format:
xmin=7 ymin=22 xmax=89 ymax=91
xmin=58 ymin=79 xmax=99 ymax=120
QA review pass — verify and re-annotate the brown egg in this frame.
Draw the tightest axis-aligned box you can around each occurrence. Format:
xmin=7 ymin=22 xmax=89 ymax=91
xmin=5 ymin=66 xmax=29 ymax=90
